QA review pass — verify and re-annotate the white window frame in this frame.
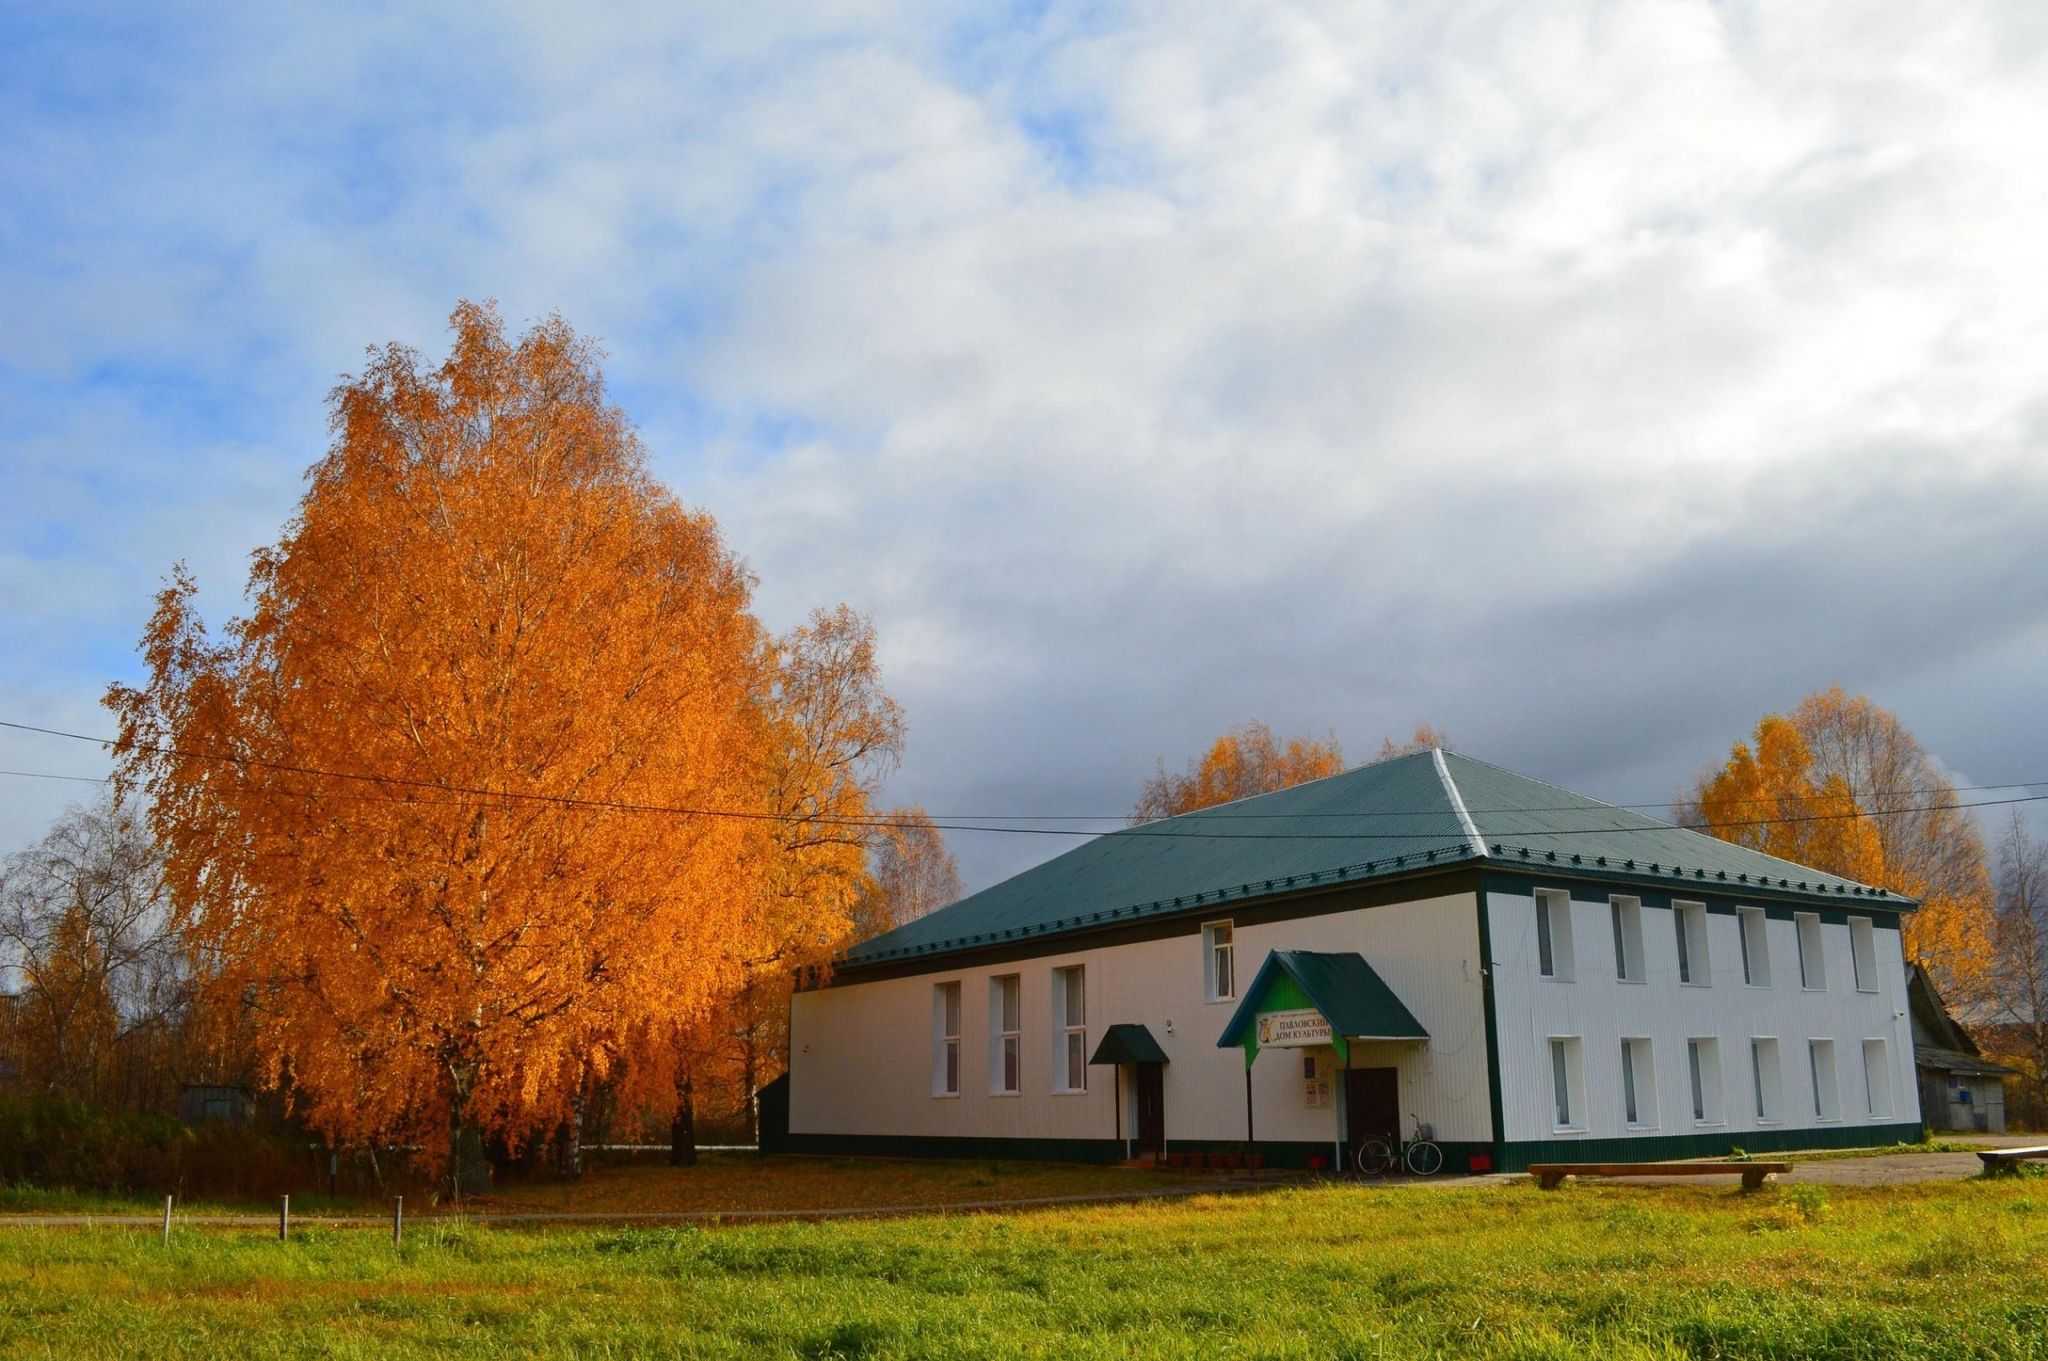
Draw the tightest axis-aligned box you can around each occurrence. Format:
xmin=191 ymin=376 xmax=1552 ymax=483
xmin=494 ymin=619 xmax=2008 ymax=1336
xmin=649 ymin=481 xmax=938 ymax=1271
xmin=1549 ymin=1035 xmax=1585 ymax=1132
xmin=1674 ymin=901 xmax=1711 ymax=986
xmin=1621 ymin=1037 xmax=1658 ymax=1129
xmin=1610 ymin=896 xmax=1644 ymax=984
xmin=1863 ymin=1038 xmax=1892 ymax=1118
xmin=988 ymin=974 xmax=1021 ymax=1096
xmin=1738 ymin=907 xmax=1771 ymax=987
xmin=1849 ymin=917 xmax=1879 ymax=993
xmin=1751 ymin=1037 xmax=1782 ymax=1123
xmin=1809 ymin=1038 xmax=1841 ymax=1121
xmin=1202 ymin=920 xmax=1236 ymax=1002
xmin=1536 ymin=889 xmax=1575 ymax=981
xmin=1688 ymin=1037 xmax=1724 ymax=1125
xmin=1052 ymin=965 xmax=1087 ymax=1094
xmin=1796 ymin=912 xmax=1826 ymax=991
xmin=933 ymin=982 xmax=962 ymax=1098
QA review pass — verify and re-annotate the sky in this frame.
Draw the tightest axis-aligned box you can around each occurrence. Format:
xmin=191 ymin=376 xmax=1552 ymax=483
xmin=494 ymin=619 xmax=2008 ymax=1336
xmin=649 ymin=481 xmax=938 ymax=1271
xmin=4 ymin=1 xmax=2047 ymax=893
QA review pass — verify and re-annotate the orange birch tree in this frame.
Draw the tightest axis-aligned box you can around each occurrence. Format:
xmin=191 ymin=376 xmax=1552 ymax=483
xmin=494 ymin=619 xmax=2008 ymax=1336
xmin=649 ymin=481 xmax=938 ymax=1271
xmin=1132 ymin=721 xmax=1345 ymax=822
xmin=105 ymin=303 xmax=858 ymax=1193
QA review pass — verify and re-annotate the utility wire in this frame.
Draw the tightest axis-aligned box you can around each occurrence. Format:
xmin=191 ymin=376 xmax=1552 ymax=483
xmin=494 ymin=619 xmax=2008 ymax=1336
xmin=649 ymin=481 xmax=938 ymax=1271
xmin=4 ymin=717 xmax=2045 ymax=842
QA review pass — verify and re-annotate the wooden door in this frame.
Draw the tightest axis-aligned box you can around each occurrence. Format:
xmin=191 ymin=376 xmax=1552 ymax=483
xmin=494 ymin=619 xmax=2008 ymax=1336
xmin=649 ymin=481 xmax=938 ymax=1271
xmin=1344 ymin=1066 xmax=1400 ymax=1159
xmin=1134 ymin=1063 xmax=1165 ymax=1157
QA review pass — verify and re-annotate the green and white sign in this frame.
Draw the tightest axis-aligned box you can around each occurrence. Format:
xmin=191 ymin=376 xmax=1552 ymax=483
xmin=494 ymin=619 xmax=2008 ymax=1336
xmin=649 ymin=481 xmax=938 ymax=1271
xmin=1255 ymin=1008 xmax=1332 ymax=1049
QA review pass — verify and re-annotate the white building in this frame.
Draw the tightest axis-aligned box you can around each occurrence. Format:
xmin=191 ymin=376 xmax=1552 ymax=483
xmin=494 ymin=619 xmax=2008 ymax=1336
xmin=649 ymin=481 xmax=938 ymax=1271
xmin=776 ymin=751 xmax=1922 ymax=1172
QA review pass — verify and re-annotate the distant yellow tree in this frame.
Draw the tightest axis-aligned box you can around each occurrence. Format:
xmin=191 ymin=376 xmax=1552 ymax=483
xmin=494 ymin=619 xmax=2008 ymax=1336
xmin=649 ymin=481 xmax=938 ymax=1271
xmin=851 ymin=808 xmax=964 ymax=940
xmin=1377 ymin=723 xmax=1453 ymax=761
xmin=1132 ymin=722 xmax=1345 ymax=822
xmin=1682 ymin=689 xmax=1994 ymax=1002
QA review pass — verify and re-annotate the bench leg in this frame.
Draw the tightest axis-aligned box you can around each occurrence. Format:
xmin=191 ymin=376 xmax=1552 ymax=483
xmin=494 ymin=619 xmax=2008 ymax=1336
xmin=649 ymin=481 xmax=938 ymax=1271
xmin=1536 ymin=1171 xmax=1565 ymax=1190
xmin=1740 ymin=1169 xmax=1769 ymax=1191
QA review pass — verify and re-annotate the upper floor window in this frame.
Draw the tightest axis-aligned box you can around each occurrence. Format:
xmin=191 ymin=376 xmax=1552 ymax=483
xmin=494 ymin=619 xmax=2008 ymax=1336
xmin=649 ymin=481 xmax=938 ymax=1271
xmin=1674 ymin=902 xmax=1710 ymax=986
xmin=932 ymin=982 xmax=961 ymax=1097
xmin=1738 ymin=907 xmax=1770 ymax=986
xmin=1796 ymin=913 xmax=1826 ymax=990
xmin=1053 ymin=965 xmax=1087 ymax=1093
xmin=1610 ymin=896 xmax=1644 ymax=983
xmin=1202 ymin=921 xmax=1236 ymax=1002
xmin=1536 ymin=889 xmax=1575 ymax=980
xmin=1849 ymin=917 xmax=1879 ymax=993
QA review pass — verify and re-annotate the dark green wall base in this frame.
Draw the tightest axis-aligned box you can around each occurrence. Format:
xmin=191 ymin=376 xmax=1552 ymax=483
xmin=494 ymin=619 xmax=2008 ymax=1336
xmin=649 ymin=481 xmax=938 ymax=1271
xmin=778 ymin=1131 xmax=1501 ymax=1175
xmin=1494 ymin=1120 xmax=1925 ymax=1172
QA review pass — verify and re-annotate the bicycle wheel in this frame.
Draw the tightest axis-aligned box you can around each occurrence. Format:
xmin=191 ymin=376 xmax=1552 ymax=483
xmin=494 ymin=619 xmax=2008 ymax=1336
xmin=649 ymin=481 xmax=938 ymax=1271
xmin=1355 ymin=1137 xmax=1396 ymax=1176
xmin=1403 ymin=1139 xmax=1444 ymax=1177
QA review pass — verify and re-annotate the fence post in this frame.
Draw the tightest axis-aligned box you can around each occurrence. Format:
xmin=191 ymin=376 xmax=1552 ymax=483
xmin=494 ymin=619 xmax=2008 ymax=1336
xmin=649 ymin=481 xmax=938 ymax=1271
xmin=279 ymin=1194 xmax=289 ymax=1242
xmin=162 ymin=1195 xmax=172 ymax=1246
xmin=392 ymin=1195 xmax=403 ymax=1249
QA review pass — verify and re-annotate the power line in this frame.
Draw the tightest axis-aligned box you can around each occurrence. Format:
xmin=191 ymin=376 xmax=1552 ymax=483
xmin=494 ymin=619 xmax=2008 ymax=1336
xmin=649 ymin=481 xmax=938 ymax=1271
xmin=4 ymin=717 xmax=2046 ymax=842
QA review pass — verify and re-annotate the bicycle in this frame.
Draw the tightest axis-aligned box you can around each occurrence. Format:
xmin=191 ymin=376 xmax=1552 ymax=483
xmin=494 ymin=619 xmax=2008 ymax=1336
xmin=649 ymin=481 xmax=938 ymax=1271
xmin=1354 ymin=1115 xmax=1444 ymax=1177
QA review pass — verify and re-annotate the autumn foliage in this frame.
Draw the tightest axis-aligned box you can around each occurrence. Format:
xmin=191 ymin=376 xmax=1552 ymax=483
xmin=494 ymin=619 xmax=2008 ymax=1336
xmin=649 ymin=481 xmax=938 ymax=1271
xmin=1683 ymin=688 xmax=1996 ymax=1002
xmin=105 ymin=304 xmax=905 ymax=1188
xmin=1132 ymin=721 xmax=1345 ymax=822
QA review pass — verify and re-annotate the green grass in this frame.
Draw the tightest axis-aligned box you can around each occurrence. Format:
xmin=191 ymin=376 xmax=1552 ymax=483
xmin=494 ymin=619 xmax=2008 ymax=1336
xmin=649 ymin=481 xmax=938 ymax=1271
xmin=2 ymin=1179 xmax=2044 ymax=1359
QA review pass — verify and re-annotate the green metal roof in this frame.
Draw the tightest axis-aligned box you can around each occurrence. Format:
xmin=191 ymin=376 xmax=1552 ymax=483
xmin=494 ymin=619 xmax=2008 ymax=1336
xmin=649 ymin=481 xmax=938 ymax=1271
xmin=839 ymin=750 xmax=1912 ymax=971
xmin=1090 ymin=1023 xmax=1170 ymax=1065
xmin=1216 ymin=950 xmax=1429 ymax=1050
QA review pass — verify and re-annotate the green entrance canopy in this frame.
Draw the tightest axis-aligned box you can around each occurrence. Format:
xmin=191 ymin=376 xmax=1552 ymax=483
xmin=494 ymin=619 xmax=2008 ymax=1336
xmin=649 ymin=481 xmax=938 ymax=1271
xmin=1216 ymin=949 xmax=1428 ymax=1066
xmin=1090 ymin=1023 xmax=1170 ymax=1065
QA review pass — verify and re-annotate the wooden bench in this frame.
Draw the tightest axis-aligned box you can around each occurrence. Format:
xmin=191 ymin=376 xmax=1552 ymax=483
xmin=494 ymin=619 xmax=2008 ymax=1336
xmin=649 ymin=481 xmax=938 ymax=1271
xmin=1976 ymin=1145 xmax=2048 ymax=1173
xmin=1528 ymin=1161 xmax=1790 ymax=1191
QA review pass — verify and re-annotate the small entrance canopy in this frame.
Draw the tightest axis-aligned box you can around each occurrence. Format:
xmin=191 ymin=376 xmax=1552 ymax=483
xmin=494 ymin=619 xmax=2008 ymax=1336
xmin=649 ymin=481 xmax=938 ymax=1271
xmin=1091 ymin=1023 xmax=1170 ymax=1065
xmin=1216 ymin=949 xmax=1428 ymax=1066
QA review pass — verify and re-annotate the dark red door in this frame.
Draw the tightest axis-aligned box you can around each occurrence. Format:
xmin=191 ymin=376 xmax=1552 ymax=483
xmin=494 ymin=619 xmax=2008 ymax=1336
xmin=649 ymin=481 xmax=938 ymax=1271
xmin=1135 ymin=1063 xmax=1165 ymax=1157
xmin=1344 ymin=1066 xmax=1400 ymax=1160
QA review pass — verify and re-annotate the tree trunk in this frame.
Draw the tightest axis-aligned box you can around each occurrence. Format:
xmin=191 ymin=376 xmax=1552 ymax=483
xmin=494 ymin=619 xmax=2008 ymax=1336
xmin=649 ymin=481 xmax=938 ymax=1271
xmin=668 ymin=1060 xmax=697 ymax=1167
xmin=448 ymin=1063 xmax=490 ymax=1199
xmin=740 ymin=1024 xmax=760 ymax=1146
xmin=556 ymin=1083 xmax=585 ymax=1181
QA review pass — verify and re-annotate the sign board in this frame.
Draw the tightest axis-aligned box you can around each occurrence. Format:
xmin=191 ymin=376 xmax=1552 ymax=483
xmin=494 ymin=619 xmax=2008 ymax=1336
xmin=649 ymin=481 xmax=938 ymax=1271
xmin=1256 ymin=1008 xmax=1332 ymax=1049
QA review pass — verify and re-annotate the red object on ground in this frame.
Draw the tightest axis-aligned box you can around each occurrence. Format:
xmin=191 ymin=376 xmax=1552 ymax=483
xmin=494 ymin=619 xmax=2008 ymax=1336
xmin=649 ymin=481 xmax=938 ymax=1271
xmin=1468 ymin=1153 xmax=1493 ymax=1173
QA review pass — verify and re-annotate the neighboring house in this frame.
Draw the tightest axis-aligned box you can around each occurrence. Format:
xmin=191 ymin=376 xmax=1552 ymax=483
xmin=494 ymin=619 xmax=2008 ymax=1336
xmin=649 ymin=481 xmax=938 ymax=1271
xmin=178 ymin=1084 xmax=256 ymax=1125
xmin=1908 ymin=965 xmax=2015 ymax=1134
xmin=783 ymin=750 xmax=1922 ymax=1173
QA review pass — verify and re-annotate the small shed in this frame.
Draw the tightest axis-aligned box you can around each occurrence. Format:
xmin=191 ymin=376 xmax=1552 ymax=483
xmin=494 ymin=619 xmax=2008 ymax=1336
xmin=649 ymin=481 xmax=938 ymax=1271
xmin=1908 ymin=966 xmax=2015 ymax=1133
xmin=179 ymin=1084 xmax=257 ymax=1126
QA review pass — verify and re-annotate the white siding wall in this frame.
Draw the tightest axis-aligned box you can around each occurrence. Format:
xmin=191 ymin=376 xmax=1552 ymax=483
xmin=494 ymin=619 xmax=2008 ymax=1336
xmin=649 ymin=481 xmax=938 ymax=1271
xmin=790 ymin=890 xmax=1493 ymax=1147
xmin=1487 ymin=887 xmax=1920 ymax=1145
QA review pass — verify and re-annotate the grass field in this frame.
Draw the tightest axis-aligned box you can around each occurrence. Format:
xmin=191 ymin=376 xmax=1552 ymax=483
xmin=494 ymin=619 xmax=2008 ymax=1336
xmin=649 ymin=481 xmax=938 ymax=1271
xmin=4 ymin=1175 xmax=2045 ymax=1359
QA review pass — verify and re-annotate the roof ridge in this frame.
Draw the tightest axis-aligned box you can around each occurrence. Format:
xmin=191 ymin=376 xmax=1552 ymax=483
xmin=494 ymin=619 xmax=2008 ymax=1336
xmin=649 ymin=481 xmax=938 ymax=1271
xmin=1432 ymin=748 xmax=1487 ymax=857
xmin=1438 ymin=749 xmax=1685 ymax=831
xmin=1121 ymin=747 xmax=1439 ymax=827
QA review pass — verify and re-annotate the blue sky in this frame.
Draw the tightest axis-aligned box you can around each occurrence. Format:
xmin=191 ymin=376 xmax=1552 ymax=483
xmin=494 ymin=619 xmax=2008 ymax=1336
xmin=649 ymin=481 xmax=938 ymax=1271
xmin=5 ymin=1 xmax=2048 ymax=888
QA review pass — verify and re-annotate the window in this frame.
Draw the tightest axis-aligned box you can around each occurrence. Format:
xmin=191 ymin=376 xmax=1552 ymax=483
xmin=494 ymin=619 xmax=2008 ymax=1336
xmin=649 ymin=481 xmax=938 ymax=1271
xmin=1674 ymin=902 xmax=1710 ymax=985
xmin=933 ymin=982 xmax=961 ymax=1097
xmin=989 ymin=975 xmax=1021 ymax=1095
xmin=1738 ymin=907 xmax=1770 ymax=986
xmin=1202 ymin=921 xmax=1236 ymax=1001
xmin=1052 ymin=965 xmax=1087 ymax=1093
xmin=1536 ymin=889 xmax=1575 ymax=980
xmin=1751 ymin=1038 xmax=1782 ymax=1122
xmin=1621 ymin=1038 xmax=1657 ymax=1128
xmin=1549 ymin=1036 xmax=1584 ymax=1130
xmin=1809 ymin=1039 xmax=1840 ymax=1120
xmin=1796 ymin=913 xmax=1826 ymax=990
xmin=1863 ymin=1039 xmax=1892 ymax=1118
xmin=1850 ymin=917 xmax=1878 ymax=993
xmin=1688 ymin=1038 xmax=1723 ymax=1124
xmin=1610 ymin=896 xmax=1644 ymax=983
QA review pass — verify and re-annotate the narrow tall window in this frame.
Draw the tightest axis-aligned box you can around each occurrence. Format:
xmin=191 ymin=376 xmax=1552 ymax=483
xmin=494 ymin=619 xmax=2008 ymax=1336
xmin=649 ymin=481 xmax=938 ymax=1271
xmin=1621 ymin=1038 xmax=1656 ymax=1127
xmin=1549 ymin=1036 xmax=1582 ymax=1129
xmin=1751 ymin=1038 xmax=1782 ymax=1122
xmin=1796 ymin=913 xmax=1826 ymax=990
xmin=1850 ymin=917 xmax=1878 ymax=993
xmin=989 ymin=975 xmax=1021 ymax=1095
xmin=1863 ymin=1039 xmax=1892 ymax=1118
xmin=1809 ymin=1039 xmax=1840 ymax=1120
xmin=1738 ymin=907 xmax=1770 ymax=987
xmin=1688 ymin=1038 xmax=1722 ymax=1123
xmin=1202 ymin=921 xmax=1236 ymax=1001
xmin=1675 ymin=902 xmax=1709 ymax=985
xmin=933 ymin=982 xmax=961 ymax=1097
xmin=1610 ymin=897 xmax=1643 ymax=983
xmin=1053 ymin=965 xmax=1087 ymax=1093
xmin=1536 ymin=889 xmax=1573 ymax=980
